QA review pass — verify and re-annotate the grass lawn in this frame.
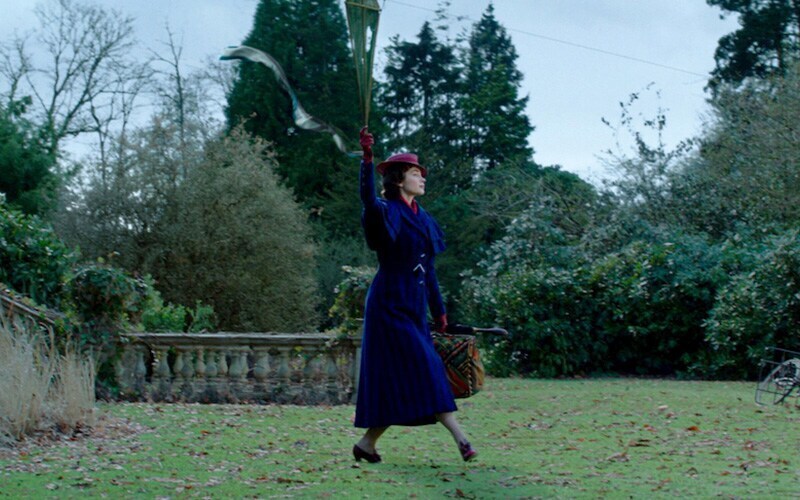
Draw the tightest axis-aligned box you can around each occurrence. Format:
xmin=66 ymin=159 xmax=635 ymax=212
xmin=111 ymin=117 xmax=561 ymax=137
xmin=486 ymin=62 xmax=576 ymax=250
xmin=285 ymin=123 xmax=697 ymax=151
xmin=2 ymin=378 xmax=799 ymax=498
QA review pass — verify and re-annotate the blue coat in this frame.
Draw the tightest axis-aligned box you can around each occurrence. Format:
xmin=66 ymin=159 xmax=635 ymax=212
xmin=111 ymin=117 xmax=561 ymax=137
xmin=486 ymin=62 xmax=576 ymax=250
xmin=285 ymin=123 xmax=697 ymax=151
xmin=354 ymin=160 xmax=457 ymax=428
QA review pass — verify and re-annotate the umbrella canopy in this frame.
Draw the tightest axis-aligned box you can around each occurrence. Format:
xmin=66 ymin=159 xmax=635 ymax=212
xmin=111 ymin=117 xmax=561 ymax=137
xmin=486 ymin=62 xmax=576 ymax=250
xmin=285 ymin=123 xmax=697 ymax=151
xmin=345 ymin=0 xmax=381 ymax=127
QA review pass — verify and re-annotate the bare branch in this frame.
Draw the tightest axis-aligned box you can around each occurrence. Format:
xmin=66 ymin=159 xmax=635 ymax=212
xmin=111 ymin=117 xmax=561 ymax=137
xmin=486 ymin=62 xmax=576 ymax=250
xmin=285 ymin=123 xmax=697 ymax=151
xmin=0 ymin=37 xmax=33 ymax=108
xmin=27 ymin=0 xmax=139 ymax=155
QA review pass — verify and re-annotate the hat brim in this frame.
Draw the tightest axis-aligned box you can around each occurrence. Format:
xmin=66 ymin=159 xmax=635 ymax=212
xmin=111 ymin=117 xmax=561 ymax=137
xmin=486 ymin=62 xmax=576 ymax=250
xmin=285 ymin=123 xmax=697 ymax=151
xmin=376 ymin=161 xmax=427 ymax=177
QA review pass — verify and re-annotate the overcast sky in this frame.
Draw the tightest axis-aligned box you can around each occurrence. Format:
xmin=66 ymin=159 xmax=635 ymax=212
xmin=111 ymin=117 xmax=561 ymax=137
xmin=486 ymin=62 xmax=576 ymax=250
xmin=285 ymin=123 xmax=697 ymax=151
xmin=1 ymin=0 xmax=739 ymax=183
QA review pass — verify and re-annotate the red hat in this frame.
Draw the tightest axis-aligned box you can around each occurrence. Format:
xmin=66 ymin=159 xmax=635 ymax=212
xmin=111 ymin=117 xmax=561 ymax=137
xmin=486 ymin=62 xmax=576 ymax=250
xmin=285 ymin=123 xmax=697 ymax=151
xmin=376 ymin=153 xmax=427 ymax=177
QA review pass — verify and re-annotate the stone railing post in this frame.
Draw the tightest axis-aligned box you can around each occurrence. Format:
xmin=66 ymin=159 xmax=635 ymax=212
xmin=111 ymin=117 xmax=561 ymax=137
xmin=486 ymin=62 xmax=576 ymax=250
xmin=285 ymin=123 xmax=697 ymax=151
xmin=352 ymin=344 xmax=362 ymax=403
xmin=302 ymin=347 xmax=319 ymax=403
xmin=173 ymin=350 xmax=185 ymax=385
xmin=274 ymin=346 xmax=292 ymax=403
xmin=133 ymin=344 xmax=147 ymax=393
xmin=177 ymin=347 xmax=195 ymax=398
xmin=149 ymin=346 xmax=169 ymax=400
xmin=252 ymin=348 xmax=271 ymax=402
xmin=325 ymin=351 xmax=340 ymax=403
xmin=194 ymin=348 xmax=206 ymax=378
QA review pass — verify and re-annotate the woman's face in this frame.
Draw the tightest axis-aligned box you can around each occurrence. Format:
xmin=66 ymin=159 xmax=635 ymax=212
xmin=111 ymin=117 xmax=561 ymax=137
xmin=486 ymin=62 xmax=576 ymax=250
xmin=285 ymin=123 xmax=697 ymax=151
xmin=398 ymin=167 xmax=426 ymax=198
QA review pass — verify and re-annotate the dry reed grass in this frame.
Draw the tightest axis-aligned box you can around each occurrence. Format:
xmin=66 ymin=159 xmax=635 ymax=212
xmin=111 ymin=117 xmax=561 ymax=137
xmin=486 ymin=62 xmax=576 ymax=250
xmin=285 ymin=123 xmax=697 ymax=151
xmin=0 ymin=318 xmax=95 ymax=444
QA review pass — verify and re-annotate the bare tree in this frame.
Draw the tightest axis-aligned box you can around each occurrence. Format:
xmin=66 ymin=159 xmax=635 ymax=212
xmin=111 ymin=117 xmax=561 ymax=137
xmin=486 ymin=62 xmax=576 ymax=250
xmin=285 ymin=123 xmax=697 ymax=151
xmin=148 ymin=25 xmax=217 ymax=179
xmin=0 ymin=38 xmax=33 ymax=110
xmin=55 ymin=24 xmax=225 ymax=272
xmin=0 ymin=0 xmax=149 ymax=160
xmin=87 ymin=59 xmax=153 ymax=182
xmin=198 ymin=55 xmax=238 ymax=113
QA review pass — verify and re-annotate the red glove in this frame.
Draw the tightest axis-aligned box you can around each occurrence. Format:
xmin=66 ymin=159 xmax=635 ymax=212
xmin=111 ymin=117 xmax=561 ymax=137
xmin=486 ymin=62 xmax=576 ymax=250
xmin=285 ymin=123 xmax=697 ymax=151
xmin=434 ymin=314 xmax=448 ymax=334
xmin=360 ymin=126 xmax=374 ymax=163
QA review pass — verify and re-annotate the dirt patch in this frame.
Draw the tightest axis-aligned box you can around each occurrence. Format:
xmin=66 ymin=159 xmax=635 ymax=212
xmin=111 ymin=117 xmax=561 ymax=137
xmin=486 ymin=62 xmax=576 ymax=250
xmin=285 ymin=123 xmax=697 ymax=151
xmin=0 ymin=414 xmax=151 ymax=472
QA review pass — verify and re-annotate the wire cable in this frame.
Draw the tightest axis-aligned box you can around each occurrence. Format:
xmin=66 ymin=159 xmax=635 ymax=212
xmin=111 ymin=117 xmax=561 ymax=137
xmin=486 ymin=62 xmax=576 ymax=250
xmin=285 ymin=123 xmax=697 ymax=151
xmin=384 ymin=0 xmax=708 ymax=78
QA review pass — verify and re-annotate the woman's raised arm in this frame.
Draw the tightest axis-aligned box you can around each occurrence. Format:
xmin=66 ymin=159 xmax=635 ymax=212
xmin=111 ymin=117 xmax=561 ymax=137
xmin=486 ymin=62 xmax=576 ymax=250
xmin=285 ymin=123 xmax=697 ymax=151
xmin=359 ymin=127 xmax=379 ymax=209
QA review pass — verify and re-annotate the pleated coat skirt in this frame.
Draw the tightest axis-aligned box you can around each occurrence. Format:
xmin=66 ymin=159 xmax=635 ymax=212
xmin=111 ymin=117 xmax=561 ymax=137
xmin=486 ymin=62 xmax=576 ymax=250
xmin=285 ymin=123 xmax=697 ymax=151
xmin=354 ymin=160 xmax=457 ymax=428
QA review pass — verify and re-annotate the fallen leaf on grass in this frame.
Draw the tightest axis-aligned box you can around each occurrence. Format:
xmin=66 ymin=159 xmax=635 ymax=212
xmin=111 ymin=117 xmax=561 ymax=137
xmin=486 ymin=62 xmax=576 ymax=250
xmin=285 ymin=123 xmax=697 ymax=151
xmin=686 ymin=425 xmax=700 ymax=432
xmin=742 ymin=440 xmax=764 ymax=451
xmin=606 ymin=452 xmax=629 ymax=462
xmin=276 ymin=477 xmax=304 ymax=484
xmin=652 ymin=478 xmax=671 ymax=491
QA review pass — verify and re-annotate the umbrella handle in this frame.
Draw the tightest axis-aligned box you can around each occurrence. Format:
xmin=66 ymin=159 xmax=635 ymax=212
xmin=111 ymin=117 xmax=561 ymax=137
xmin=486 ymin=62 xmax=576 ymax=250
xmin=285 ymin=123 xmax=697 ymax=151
xmin=431 ymin=323 xmax=509 ymax=336
xmin=472 ymin=327 xmax=509 ymax=336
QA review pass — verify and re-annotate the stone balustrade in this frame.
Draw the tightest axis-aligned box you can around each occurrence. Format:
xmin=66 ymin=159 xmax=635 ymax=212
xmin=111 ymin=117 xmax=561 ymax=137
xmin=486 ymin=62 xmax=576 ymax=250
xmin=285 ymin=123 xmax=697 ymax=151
xmin=1 ymin=286 xmax=60 ymax=335
xmin=117 ymin=332 xmax=361 ymax=405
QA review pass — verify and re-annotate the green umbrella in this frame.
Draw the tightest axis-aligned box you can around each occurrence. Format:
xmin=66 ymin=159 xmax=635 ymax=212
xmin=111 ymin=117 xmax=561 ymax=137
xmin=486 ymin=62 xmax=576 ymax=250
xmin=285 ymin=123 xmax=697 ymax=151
xmin=345 ymin=0 xmax=381 ymax=127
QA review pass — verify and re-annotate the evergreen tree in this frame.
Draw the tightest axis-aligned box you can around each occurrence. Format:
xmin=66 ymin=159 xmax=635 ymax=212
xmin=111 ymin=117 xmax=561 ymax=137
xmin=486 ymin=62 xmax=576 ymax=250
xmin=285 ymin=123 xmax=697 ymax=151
xmin=224 ymin=0 xmax=360 ymax=206
xmin=378 ymin=21 xmax=468 ymax=193
xmin=0 ymin=100 xmax=57 ymax=216
xmin=373 ymin=5 xmax=541 ymax=317
xmin=461 ymin=3 xmax=533 ymax=171
xmin=707 ymin=0 xmax=800 ymax=92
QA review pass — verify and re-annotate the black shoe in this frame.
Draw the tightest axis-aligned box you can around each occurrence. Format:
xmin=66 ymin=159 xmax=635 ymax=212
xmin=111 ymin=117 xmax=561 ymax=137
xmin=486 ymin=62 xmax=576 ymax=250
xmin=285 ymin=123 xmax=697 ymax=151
xmin=353 ymin=444 xmax=381 ymax=463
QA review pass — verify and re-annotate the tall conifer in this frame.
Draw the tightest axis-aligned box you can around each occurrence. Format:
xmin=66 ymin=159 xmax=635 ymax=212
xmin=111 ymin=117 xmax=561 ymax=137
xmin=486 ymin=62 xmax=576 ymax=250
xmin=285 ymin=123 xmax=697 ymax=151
xmin=224 ymin=0 xmax=360 ymax=204
xmin=379 ymin=21 xmax=467 ymax=192
xmin=707 ymin=0 xmax=800 ymax=92
xmin=461 ymin=4 xmax=533 ymax=171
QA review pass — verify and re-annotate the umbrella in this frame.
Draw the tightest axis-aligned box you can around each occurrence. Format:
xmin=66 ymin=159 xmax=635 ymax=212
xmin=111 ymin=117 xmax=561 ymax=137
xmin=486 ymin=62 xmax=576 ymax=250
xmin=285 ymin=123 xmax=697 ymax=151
xmin=345 ymin=0 xmax=381 ymax=127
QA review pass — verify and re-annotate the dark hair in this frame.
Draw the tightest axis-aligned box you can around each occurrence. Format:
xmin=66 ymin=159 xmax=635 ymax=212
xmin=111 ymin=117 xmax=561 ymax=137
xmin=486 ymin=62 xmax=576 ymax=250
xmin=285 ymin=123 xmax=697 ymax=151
xmin=381 ymin=164 xmax=412 ymax=199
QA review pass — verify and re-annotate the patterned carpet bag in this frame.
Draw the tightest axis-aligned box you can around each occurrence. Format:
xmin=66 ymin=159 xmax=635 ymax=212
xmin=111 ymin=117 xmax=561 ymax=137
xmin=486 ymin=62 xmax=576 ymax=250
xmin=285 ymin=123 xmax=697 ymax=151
xmin=432 ymin=333 xmax=485 ymax=399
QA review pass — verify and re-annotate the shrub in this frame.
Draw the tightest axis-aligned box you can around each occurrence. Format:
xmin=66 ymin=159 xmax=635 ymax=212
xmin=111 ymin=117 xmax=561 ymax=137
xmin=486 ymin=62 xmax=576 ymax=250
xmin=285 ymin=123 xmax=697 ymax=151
xmin=142 ymin=301 xmax=187 ymax=332
xmin=141 ymin=284 xmax=217 ymax=333
xmin=459 ymin=194 xmax=596 ymax=377
xmin=328 ymin=265 xmax=374 ymax=334
xmin=140 ymin=277 xmax=188 ymax=332
xmin=159 ymin=128 xmax=320 ymax=332
xmin=705 ymin=230 xmax=800 ymax=378
xmin=586 ymin=234 xmax=719 ymax=375
xmin=315 ymin=233 xmax=374 ymax=330
xmin=0 ymin=202 xmax=75 ymax=309
xmin=65 ymin=262 xmax=146 ymax=397
xmin=462 ymin=266 xmax=594 ymax=377
xmin=187 ymin=301 xmax=216 ymax=333
xmin=66 ymin=263 xmax=146 ymax=350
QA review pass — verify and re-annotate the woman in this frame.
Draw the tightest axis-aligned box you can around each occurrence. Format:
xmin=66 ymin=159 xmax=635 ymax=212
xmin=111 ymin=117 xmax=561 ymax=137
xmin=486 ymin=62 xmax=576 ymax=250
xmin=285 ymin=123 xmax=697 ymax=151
xmin=352 ymin=127 xmax=477 ymax=463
